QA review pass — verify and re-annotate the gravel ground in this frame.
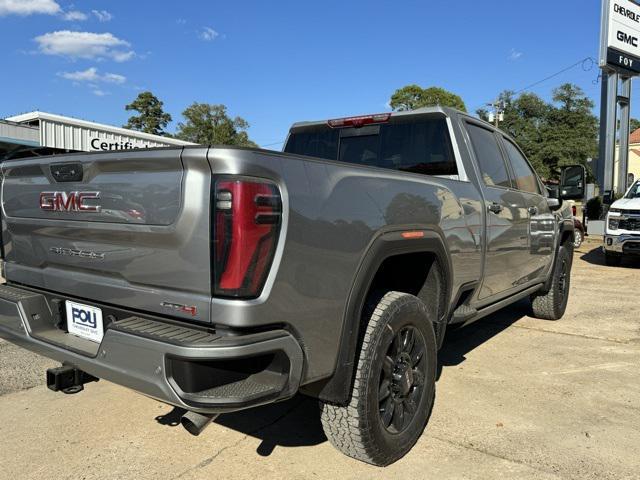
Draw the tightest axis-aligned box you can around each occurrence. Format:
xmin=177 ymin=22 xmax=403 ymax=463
xmin=0 ymin=239 xmax=639 ymax=479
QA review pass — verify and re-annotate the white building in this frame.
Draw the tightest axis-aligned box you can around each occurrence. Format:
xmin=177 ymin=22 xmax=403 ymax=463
xmin=0 ymin=111 xmax=194 ymax=159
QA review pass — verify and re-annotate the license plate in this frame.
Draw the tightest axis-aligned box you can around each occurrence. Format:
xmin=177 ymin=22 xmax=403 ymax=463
xmin=65 ymin=301 xmax=104 ymax=343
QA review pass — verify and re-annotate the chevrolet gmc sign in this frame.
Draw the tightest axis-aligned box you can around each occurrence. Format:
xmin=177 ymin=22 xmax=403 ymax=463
xmin=601 ymin=0 xmax=640 ymax=74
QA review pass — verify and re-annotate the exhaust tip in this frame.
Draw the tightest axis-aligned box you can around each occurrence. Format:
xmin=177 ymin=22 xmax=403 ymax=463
xmin=181 ymin=411 xmax=218 ymax=436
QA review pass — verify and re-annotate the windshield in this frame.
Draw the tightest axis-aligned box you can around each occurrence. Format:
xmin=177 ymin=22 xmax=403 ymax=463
xmin=625 ymin=181 xmax=640 ymax=199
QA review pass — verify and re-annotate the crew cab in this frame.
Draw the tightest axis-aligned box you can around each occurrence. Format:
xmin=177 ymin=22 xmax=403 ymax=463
xmin=604 ymin=180 xmax=640 ymax=266
xmin=0 ymin=107 xmax=582 ymax=466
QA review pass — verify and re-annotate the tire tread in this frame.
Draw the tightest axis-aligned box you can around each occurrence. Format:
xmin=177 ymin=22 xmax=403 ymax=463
xmin=531 ymin=244 xmax=572 ymax=320
xmin=320 ymin=292 xmax=434 ymax=466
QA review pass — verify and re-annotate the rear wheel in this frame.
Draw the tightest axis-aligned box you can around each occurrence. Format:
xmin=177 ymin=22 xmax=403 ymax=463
xmin=531 ymin=244 xmax=572 ymax=320
xmin=320 ymin=291 xmax=437 ymax=466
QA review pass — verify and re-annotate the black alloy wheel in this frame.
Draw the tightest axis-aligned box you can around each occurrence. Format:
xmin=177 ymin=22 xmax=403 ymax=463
xmin=378 ymin=326 xmax=427 ymax=434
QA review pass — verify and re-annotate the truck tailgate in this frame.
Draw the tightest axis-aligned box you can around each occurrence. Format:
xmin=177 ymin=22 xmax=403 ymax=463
xmin=1 ymin=147 xmax=214 ymax=323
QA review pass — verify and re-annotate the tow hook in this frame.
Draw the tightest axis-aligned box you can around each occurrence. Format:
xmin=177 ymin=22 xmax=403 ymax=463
xmin=46 ymin=365 xmax=99 ymax=394
xmin=181 ymin=411 xmax=219 ymax=436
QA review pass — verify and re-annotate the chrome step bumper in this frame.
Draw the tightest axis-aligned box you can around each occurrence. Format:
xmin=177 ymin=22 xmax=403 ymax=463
xmin=0 ymin=284 xmax=303 ymax=414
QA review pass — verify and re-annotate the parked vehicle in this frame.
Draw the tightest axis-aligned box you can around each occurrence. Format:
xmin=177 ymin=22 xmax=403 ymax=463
xmin=0 ymin=107 xmax=582 ymax=466
xmin=604 ymin=180 xmax=640 ymax=266
xmin=574 ymin=217 xmax=585 ymax=248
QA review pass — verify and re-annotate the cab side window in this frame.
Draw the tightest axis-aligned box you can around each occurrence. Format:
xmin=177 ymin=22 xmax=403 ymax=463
xmin=466 ymin=124 xmax=511 ymax=188
xmin=502 ymin=138 xmax=541 ymax=194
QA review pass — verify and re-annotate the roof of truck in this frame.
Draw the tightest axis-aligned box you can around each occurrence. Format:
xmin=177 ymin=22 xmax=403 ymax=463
xmin=289 ymin=106 xmax=460 ymax=130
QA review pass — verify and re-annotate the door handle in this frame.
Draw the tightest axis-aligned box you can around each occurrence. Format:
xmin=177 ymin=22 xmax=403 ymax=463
xmin=528 ymin=206 xmax=538 ymax=215
xmin=488 ymin=203 xmax=503 ymax=214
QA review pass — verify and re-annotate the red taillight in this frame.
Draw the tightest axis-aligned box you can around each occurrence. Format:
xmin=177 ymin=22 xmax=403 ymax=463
xmin=327 ymin=113 xmax=391 ymax=128
xmin=572 ymin=205 xmax=577 ymax=216
xmin=213 ymin=178 xmax=281 ymax=298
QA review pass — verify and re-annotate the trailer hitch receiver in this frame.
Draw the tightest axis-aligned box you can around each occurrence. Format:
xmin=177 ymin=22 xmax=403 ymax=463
xmin=46 ymin=365 xmax=99 ymax=394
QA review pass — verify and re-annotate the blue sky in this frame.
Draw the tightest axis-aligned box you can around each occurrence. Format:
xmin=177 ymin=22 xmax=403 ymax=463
xmin=0 ymin=0 xmax=613 ymax=148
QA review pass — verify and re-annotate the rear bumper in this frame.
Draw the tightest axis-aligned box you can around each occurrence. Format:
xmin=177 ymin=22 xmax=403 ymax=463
xmin=603 ymin=234 xmax=640 ymax=255
xmin=0 ymin=284 xmax=303 ymax=414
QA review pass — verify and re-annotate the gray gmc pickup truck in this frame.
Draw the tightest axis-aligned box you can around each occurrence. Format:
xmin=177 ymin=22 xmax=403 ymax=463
xmin=0 ymin=107 xmax=583 ymax=466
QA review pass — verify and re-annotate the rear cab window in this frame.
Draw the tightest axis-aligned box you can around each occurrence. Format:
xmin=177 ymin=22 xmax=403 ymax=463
xmin=284 ymin=114 xmax=458 ymax=177
xmin=284 ymin=127 xmax=338 ymax=161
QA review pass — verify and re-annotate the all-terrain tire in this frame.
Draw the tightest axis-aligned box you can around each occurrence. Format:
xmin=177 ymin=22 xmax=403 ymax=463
xmin=320 ymin=291 xmax=437 ymax=466
xmin=531 ymin=243 xmax=572 ymax=320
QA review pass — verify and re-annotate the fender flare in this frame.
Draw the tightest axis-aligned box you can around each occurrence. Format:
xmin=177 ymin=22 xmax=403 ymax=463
xmin=312 ymin=228 xmax=452 ymax=405
xmin=543 ymin=216 xmax=575 ymax=291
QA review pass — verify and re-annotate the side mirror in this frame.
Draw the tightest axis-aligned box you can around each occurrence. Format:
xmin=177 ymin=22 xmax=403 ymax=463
xmin=603 ymin=190 xmax=615 ymax=206
xmin=545 ymin=186 xmax=562 ymax=211
xmin=560 ymin=165 xmax=586 ymax=200
xmin=547 ymin=198 xmax=561 ymax=211
xmin=546 ymin=185 xmax=560 ymax=199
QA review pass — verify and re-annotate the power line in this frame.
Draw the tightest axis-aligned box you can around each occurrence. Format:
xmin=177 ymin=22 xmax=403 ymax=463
xmin=474 ymin=56 xmax=597 ymax=113
xmin=511 ymin=56 xmax=595 ymax=96
xmin=261 ymin=140 xmax=284 ymax=148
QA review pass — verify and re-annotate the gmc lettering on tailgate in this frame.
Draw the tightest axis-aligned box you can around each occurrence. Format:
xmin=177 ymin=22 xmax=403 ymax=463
xmin=40 ymin=192 xmax=101 ymax=212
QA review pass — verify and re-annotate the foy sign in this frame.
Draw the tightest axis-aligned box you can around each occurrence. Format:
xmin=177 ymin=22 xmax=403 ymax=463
xmin=601 ymin=0 xmax=640 ymax=73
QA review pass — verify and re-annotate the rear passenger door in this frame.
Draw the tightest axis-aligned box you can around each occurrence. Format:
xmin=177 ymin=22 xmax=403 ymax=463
xmin=500 ymin=136 xmax=554 ymax=281
xmin=465 ymin=122 xmax=530 ymax=301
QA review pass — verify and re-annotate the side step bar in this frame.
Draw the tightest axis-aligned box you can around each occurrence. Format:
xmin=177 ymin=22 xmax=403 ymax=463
xmin=465 ymin=284 xmax=543 ymax=325
xmin=451 ymin=304 xmax=478 ymax=323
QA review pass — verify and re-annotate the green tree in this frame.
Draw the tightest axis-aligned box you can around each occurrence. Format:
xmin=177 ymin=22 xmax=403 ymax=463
xmin=389 ymin=85 xmax=467 ymax=112
xmin=175 ymin=103 xmax=257 ymax=147
xmin=478 ymin=84 xmax=597 ymax=180
xmin=540 ymin=84 xmax=598 ymax=178
xmin=630 ymin=118 xmax=640 ymax=133
xmin=124 ymin=91 xmax=172 ymax=136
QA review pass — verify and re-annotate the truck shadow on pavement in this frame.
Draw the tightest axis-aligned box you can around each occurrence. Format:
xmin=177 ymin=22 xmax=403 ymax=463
xmin=437 ymin=299 xmax=529 ymax=379
xmin=579 ymin=245 xmax=640 ymax=268
xmin=579 ymin=246 xmax=607 ymax=266
xmin=156 ymin=395 xmax=327 ymax=456
xmin=155 ymin=300 xmax=530 ymax=457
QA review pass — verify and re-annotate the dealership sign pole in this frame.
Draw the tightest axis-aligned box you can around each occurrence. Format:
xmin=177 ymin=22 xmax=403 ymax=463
xmin=599 ymin=0 xmax=640 ymax=199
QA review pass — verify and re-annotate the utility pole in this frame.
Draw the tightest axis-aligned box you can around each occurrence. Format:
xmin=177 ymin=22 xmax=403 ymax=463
xmin=487 ymin=101 xmax=505 ymax=128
